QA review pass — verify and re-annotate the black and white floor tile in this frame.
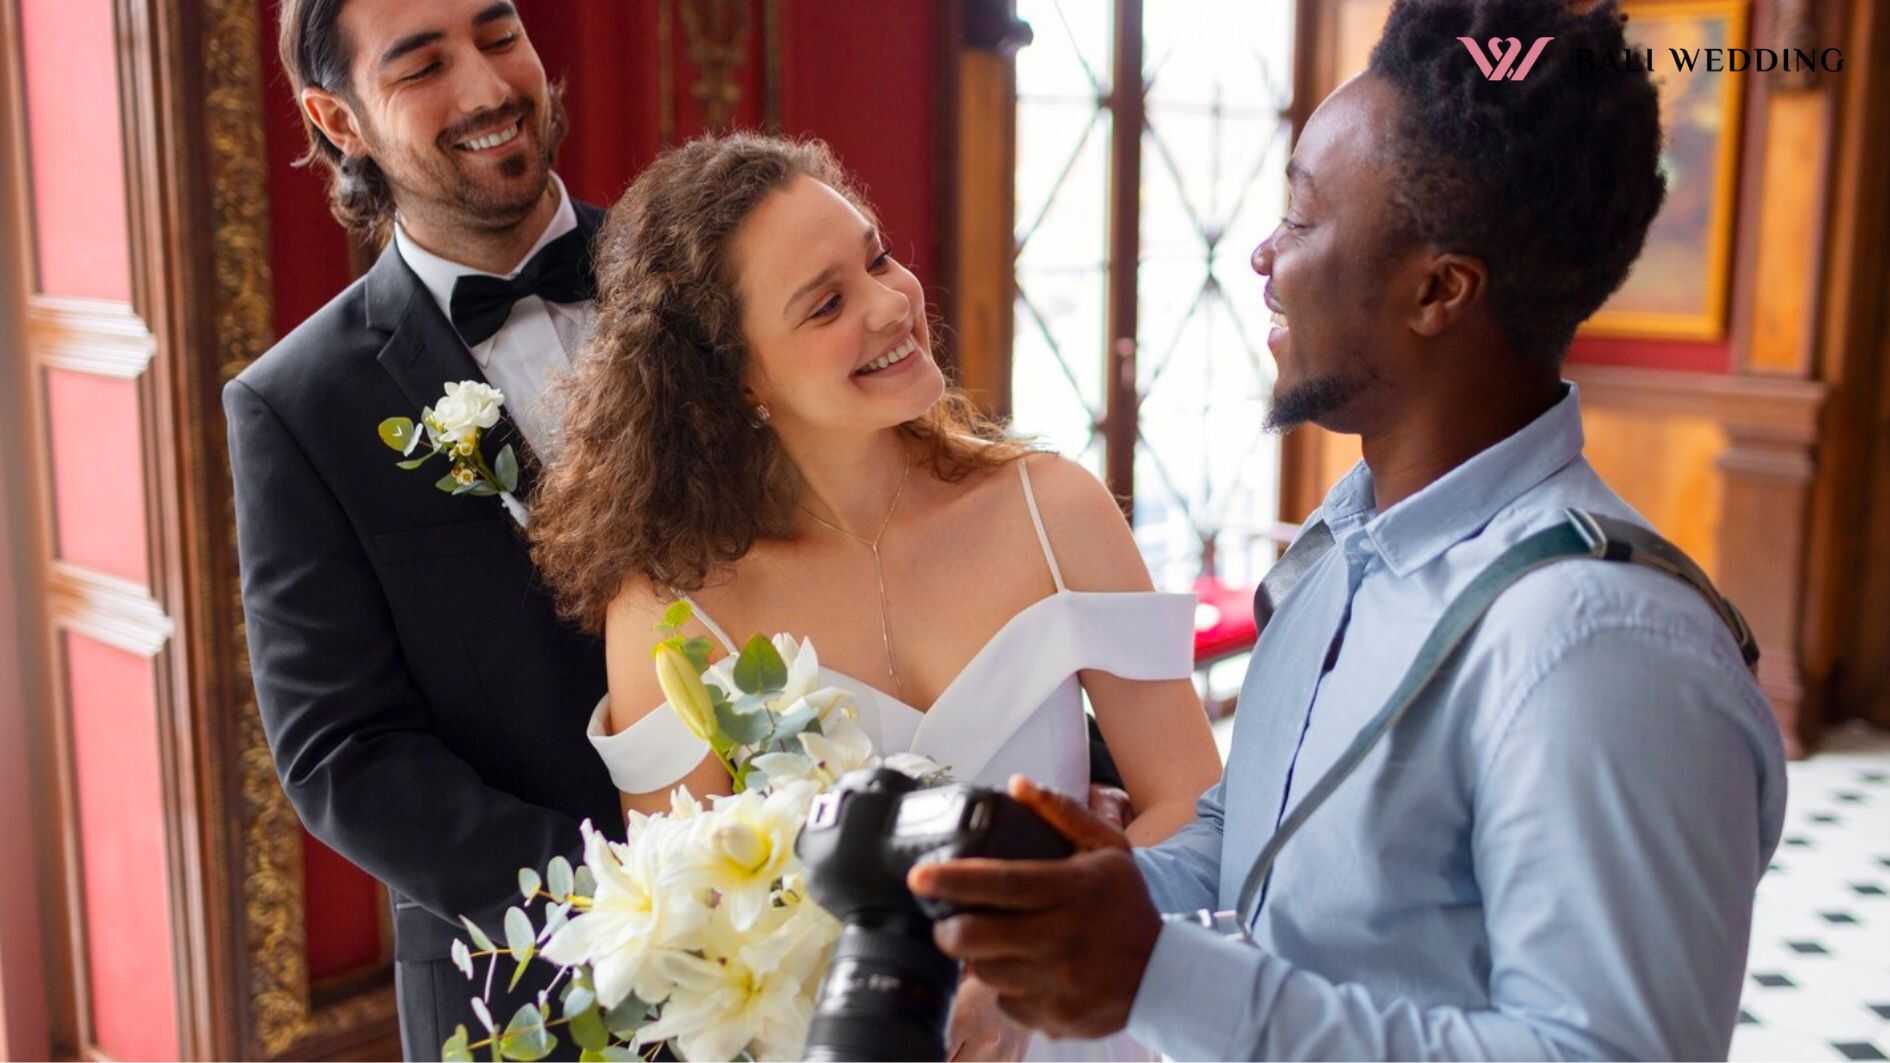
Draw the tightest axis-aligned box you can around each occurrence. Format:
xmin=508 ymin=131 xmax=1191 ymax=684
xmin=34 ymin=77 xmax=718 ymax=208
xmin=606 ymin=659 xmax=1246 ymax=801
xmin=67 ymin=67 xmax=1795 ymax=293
xmin=1733 ymin=721 xmax=1890 ymax=1062
xmin=1205 ymin=715 xmax=1890 ymax=1060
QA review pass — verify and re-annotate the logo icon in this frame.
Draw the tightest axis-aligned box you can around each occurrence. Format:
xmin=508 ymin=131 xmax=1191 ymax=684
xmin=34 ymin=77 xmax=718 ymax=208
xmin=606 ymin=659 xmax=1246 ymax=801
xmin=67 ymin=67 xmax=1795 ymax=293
xmin=1458 ymin=36 xmax=1554 ymax=81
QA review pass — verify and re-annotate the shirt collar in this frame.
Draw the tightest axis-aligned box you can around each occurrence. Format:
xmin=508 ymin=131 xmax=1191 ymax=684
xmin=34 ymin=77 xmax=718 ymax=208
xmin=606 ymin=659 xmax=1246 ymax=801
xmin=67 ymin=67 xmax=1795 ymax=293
xmin=1310 ymin=383 xmax=1586 ymax=577
xmin=393 ymin=173 xmax=577 ymax=341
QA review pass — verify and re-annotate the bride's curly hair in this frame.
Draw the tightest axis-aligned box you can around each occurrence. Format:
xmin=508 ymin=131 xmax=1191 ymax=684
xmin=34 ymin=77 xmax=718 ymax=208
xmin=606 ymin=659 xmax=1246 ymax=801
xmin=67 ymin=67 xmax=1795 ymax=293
xmin=530 ymin=133 xmax=1030 ymax=632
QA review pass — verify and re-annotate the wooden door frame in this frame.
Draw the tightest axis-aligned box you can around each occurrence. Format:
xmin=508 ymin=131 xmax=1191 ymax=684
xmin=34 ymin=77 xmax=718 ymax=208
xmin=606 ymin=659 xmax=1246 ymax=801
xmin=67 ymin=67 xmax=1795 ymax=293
xmin=0 ymin=0 xmax=54 ymax=1055
xmin=173 ymin=0 xmax=403 ymax=1056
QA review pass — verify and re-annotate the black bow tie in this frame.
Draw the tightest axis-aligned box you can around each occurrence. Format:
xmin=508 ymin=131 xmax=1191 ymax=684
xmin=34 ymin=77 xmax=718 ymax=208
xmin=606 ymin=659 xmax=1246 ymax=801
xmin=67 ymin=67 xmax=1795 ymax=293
xmin=448 ymin=227 xmax=596 ymax=347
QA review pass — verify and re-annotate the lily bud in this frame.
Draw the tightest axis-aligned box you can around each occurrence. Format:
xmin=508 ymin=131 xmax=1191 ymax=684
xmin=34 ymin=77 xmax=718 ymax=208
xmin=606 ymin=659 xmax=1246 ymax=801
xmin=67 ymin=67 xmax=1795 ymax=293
xmin=653 ymin=643 xmax=717 ymax=744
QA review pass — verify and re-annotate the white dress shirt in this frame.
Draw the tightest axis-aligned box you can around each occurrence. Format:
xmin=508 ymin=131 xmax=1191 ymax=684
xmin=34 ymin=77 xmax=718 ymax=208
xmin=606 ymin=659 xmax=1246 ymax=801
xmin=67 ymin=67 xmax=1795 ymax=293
xmin=394 ymin=174 xmax=597 ymax=462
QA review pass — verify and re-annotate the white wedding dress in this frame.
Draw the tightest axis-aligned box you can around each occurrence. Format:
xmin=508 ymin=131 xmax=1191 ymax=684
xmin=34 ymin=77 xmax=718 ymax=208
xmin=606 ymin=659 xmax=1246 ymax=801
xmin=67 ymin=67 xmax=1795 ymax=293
xmin=589 ymin=460 xmax=1194 ymax=1061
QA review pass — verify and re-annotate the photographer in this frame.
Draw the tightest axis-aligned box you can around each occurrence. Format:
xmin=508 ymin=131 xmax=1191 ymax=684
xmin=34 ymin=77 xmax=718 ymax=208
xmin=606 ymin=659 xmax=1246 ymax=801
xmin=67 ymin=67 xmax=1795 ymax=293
xmin=910 ymin=2 xmax=1785 ymax=1059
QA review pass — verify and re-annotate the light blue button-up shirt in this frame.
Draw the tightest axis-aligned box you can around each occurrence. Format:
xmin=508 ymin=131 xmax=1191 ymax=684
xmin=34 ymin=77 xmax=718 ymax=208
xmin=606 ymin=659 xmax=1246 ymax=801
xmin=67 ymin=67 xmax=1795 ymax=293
xmin=1129 ymin=387 xmax=1786 ymax=1060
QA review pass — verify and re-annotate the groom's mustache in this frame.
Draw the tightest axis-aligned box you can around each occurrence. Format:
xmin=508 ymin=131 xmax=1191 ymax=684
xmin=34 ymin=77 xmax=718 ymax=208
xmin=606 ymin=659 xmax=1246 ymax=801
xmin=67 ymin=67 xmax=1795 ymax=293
xmin=438 ymin=99 xmax=535 ymax=151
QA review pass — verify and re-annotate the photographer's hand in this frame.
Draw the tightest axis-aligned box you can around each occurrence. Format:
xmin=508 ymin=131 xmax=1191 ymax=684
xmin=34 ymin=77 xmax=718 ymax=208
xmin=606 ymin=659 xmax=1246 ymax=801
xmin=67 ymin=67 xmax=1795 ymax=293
xmin=948 ymin=974 xmax=1033 ymax=1061
xmin=1085 ymin=784 xmax=1135 ymax=833
xmin=910 ymin=777 xmax=1162 ymax=1040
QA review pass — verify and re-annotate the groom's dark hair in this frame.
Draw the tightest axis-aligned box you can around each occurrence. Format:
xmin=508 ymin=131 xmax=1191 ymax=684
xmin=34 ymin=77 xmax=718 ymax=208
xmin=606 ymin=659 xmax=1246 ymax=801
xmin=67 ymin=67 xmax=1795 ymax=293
xmin=1367 ymin=0 xmax=1666 ymax=365
xmin=275 ymin=0 xmax=568 ymax=246
xmin=276 ymin=0 xmax=395 ymax=242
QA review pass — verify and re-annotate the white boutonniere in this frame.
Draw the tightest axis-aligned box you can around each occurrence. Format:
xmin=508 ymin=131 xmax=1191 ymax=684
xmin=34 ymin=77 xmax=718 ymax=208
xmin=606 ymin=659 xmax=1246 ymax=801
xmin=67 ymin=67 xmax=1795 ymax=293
xmin=377 ymin=380 xmax=528 ymax=527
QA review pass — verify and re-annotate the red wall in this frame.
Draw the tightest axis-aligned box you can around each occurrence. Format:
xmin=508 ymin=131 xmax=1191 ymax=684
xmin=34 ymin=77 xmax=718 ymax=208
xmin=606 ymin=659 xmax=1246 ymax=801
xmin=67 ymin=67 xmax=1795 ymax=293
xmin=258 ymin=2 xmax=354 ymax=339
xmin=46 ymin=370 xmax=149 ymax=584
xmin=779 ymin=1 xmax=940 ymax=278
xmin=523 ymin=0 xmax=941 ymax=280
xmin=516 ymin=0 xmax=664 ymax=210
xmin=18 ymin=0 xmax=130 ymax=301
xmin=66 ymin=635 xmax=179 ymax=1061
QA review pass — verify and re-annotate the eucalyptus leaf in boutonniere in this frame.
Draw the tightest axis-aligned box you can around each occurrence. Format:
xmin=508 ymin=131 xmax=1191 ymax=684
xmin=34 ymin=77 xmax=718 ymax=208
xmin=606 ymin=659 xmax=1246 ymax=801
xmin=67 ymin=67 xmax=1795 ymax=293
xmin=377 ymin=380 xmax=528 ymax=527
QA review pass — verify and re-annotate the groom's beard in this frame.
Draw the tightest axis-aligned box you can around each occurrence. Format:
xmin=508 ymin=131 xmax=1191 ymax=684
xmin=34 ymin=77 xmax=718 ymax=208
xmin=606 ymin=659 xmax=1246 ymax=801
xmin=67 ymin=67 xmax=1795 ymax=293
xmin=365 ymin=90 xmax=566 ymax=232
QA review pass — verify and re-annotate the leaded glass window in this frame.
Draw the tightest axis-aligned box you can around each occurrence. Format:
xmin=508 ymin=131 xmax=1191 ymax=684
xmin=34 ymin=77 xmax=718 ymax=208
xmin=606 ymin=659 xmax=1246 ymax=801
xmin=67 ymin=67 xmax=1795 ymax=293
xmin=1012 ymin=0 xmax=1298 ymax=592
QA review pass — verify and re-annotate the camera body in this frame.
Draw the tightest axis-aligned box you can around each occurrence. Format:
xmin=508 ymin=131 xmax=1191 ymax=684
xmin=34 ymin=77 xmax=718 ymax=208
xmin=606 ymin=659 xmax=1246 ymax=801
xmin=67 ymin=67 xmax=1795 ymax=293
xmin=795 ymin=768 xmax=1074 ymax=1061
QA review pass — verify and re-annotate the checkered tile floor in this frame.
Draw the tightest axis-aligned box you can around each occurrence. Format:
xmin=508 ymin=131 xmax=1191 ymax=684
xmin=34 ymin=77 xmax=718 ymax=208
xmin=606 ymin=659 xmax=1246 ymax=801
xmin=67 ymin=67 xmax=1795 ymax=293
xmin=1732 ymin=721 xmax=1890 ymax=1061
xmin=1205 ymin=716 xmax=1890 ymax=1059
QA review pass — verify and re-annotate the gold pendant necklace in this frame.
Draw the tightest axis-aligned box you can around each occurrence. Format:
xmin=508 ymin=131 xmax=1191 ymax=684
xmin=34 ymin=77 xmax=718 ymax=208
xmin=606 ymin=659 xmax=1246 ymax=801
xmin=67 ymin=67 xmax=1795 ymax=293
xmin=799 ymin=460 xmax=914 ymax=699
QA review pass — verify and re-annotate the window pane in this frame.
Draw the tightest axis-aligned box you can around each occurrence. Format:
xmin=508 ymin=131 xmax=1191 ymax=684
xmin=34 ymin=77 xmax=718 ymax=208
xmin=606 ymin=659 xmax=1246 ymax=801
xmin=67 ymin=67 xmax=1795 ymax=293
xmin=1135 ymin=0 xmax=1294 ymax=589
xmin=1012 ymin=0 xmax=1114 ymax=480
xmin=1010 ymin=0 xmax=1294 ymax=591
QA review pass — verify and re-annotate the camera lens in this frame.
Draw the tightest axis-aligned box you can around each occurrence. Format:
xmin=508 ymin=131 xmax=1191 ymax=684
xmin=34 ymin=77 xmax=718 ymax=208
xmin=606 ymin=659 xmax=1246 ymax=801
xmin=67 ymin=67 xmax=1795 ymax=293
xmin=802 ymin=919 xmax=959 ymax=1062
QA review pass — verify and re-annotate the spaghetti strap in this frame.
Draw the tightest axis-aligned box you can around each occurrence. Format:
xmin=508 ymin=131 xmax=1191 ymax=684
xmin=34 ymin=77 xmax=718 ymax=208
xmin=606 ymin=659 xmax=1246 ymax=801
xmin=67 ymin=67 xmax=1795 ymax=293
xmin=1017 ymin=459 xmax=1067 ymax=593
xmin=682 ymin=596 xmax=740 ymax=654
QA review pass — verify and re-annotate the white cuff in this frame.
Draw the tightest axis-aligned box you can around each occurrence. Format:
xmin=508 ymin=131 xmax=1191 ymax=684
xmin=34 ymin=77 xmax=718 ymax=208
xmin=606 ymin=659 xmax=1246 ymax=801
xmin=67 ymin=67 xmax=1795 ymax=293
xmin=585 ymin=695 xmax=709 ymax=795
xmin=1126 ymin=918 xmax=1268 ymax=1061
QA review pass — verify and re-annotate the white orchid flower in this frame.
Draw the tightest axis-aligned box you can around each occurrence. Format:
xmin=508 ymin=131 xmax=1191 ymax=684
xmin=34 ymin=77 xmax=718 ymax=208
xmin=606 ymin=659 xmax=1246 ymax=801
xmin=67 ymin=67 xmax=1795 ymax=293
xmin=635 ymin=905 xmax=819 ymax=1061
xmin=667 ymin=786 xmax=704 ymax=820
xmin=741 ymin=887 xmax=840 ymax=985
xmin=796 ymin=717 xmax=876 ymax=784
xmin=703 ymin=634 xmax=855 ymax=719
xmin=779 ymin=686 xmax=856 ymax=726
xmin=671 ymin=789 xmax=806 ymax=931
xmin=541 ymin=820 xmax=705 ymax=1010
xmin=747 ymin=750 xmax=819 ymax=790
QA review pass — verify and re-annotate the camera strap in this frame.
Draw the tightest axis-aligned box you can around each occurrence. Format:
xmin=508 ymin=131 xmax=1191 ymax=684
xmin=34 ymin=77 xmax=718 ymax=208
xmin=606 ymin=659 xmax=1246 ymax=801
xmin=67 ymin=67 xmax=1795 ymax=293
xmin=1229 ymin=508 xmax=1758 ymax=927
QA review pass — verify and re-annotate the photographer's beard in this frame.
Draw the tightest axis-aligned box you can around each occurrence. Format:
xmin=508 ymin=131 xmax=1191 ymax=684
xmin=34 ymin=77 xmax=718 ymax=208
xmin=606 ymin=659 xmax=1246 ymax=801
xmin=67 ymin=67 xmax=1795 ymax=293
xmin=1265 ymin=365 xmax=1377 ymax=433
xmin=363 ymin=89 xmax=566 ymax=240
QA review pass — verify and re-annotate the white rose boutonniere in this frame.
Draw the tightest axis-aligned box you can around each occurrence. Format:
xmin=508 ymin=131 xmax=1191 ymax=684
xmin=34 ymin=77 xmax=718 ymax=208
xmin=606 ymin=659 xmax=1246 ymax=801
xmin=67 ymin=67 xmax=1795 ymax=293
xmin=377 ymin=380 xmax=528 ymax=526
xmin=428 ymin=380 xmax=504 ymax=445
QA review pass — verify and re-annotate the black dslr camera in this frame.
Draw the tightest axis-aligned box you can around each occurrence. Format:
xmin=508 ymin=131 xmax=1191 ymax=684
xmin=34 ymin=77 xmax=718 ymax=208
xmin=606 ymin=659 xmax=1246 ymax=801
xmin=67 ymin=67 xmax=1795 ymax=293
xmin=794 ymin=767 xmax=1074 ymax=1062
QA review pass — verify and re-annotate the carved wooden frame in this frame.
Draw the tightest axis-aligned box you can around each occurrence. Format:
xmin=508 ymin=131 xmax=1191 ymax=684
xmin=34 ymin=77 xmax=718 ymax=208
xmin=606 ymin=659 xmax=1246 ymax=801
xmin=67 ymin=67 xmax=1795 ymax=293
xmin=188 ymin=0 xmax=402 ymax=1057
xmin=658 ymin=0 xmax=784 ymax=146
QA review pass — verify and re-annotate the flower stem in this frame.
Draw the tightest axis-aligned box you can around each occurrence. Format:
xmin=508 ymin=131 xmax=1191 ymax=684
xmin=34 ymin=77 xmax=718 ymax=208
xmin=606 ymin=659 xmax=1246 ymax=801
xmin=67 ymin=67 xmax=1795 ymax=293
xmin=714 ymin=747 xmax=743 ymax=788
xmin=464 ymin=1014 xmax=580 ymax=1053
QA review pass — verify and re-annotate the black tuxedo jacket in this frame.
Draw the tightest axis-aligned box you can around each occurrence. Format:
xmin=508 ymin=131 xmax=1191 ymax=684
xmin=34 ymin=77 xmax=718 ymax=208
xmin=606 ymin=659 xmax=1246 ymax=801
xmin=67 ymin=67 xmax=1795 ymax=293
xmin=224 ymin=202 xmax=620 ymax=972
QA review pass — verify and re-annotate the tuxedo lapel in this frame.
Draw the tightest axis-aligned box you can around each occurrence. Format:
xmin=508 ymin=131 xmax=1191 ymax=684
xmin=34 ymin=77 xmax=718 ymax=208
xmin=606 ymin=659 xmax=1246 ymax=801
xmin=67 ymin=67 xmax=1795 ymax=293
xmin=573 ymin=199 xmax=606 ymax=249
xmin=367 ymin=244 xmax=542 ymax=508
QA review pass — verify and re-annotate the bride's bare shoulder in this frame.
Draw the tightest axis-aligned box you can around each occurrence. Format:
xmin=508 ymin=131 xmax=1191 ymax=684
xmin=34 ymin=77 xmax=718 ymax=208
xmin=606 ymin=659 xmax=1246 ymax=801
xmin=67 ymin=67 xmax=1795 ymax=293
xmin=604 ymin=571 xmax=732 ymax=646
xmin=1015 ymin=453 xmax=1154 ymax=593
xmin=601 ymin=572 xmax=733 ymax=730
xmin=603 ymin=574 xmax=670 ymax=648
xmin=1016 ymin=452 xmax=1120 ymax=517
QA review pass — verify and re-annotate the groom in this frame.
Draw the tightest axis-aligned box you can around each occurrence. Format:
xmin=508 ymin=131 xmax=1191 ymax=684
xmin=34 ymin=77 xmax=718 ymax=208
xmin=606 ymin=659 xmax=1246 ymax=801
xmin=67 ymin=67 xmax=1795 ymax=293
xmin=914 ymin=1 xmax=1787 ymax=1059
xmin=226 ymin=0 xmax=618 ymax=1056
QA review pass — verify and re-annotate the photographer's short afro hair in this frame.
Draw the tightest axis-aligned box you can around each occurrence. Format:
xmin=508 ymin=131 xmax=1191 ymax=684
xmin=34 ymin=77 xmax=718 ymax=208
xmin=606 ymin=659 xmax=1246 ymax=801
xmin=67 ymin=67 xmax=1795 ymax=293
xmin=1366 ymin=0 xmax=1666 ymax=364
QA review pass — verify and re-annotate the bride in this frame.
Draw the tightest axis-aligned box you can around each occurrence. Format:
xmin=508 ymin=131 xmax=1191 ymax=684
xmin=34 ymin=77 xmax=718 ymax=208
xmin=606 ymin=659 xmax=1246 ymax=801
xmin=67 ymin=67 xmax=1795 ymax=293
xmin=529 ymin=132 xmax=1221 ymax=1061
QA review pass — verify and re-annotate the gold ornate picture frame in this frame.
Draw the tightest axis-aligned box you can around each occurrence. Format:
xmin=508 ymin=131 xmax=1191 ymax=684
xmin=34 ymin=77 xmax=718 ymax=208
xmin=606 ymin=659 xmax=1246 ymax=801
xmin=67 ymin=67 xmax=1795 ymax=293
xmin=1584 ymin=0 xmax=1750 ymax=341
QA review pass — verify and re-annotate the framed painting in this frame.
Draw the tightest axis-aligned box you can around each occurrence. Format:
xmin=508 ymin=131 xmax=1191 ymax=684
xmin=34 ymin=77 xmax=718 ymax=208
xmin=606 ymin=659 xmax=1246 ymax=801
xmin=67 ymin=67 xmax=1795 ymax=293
xmin=1584 ymin=0 xmax=1749 ymax=340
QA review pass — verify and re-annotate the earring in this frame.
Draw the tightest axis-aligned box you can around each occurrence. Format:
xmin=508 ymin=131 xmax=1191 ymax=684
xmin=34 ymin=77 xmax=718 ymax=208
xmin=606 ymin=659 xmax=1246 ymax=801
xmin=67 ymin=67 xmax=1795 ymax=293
xmin=752 ymin=403 xmax=772 ymax=428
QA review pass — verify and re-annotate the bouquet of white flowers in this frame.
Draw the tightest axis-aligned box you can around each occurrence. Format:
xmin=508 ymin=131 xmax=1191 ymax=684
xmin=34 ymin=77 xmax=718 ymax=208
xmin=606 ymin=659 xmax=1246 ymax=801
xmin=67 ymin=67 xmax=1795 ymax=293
xmin=440 ymin=603 xmax=944 ymax=1062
